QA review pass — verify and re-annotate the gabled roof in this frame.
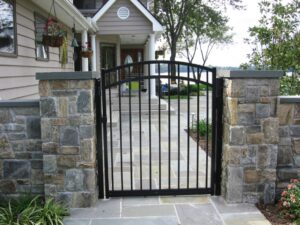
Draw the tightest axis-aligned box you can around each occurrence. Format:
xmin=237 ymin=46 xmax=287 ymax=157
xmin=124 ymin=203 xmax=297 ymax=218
xmin=92 ymin=0 xmax=163 ymax=32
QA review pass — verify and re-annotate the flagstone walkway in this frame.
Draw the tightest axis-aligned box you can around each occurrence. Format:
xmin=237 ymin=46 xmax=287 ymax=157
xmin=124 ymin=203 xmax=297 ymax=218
xmin=64 ymin=195 xmax=271 ymax=225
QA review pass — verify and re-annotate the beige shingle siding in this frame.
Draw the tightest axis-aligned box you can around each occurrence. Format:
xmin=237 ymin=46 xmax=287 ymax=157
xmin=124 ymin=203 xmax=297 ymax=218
xmin=0 ymin=0 xmax=74 ymax=100
xmin=96 ymin=0 xmax=152 ymax=35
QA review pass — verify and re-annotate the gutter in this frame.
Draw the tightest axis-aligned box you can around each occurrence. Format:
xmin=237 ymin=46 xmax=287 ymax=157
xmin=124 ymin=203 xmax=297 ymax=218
xmin=52 ymin=0 xmax=97 ymax=32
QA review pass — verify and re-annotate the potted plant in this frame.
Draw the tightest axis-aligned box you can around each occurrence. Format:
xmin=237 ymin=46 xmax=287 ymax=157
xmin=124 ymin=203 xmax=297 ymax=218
xmin=42 ymin=17 xmax=66 ymax=47
xmin=81 ymin=42 xmax=93 ymax=58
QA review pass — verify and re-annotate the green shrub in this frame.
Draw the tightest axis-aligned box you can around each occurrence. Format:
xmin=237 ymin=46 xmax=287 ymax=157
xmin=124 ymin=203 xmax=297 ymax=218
xmin=280 ymin=75 xmax=300 ymax=95
xmin=279 ymin=179 xmax=300 ymax=221
xmin=192 ymin=119 xmax=212 ymax=137
xmin=0 ymin=195 xmax=69 ymax=225
xmin=167 ymin=84 xmax=211 ymax=96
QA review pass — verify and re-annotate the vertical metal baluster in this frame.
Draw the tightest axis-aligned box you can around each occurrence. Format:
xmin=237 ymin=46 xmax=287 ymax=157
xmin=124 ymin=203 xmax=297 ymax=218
xmin=168 ymin=63 xmax=171 ymax=190
xmin=138 ymin=63 xmax=143 ymax=190
xmin=158 ymin=62 xmax=162 ymax=190
xmin=101 ymin=70 xmax=109 ymax=197
xmin=96 ymin=79 xmax=104 ymax=198
xmin=187 ymin=65 xmax=190 ymax=189
xmin=205 ymin=70 xmax=209 ymax=188
xmin=177 ymin=63 xmax=181 ymax=190
xmin=196 ymin=67 xmax=200 ymax=188
xmin=129 ymin=65 xmax=133 ymax=191
xmin=148 ymin=63 xmax=152 ymax=190
xmin=118 ymin=69 xmax=124 ymax=191
xmin=109 ymin=71 xmax=114 ymax=191
xmin=211 ymin=68 xmax=218 ymax=195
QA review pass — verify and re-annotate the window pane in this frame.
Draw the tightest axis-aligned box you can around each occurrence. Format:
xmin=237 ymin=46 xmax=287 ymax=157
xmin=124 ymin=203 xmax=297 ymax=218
xmin=35 ymin=14 xmax=48 ymax=60
xmin=74 ymin=0 xmax=96 ymax=9
xmin=0 ymin=0 xmax=16 ymax=54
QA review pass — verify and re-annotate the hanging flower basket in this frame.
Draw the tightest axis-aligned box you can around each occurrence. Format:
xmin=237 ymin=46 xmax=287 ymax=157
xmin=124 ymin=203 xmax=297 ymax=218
xmin=43 ymin=16 xmax=66 ymax=48
xmin=81 ymin=50 xmax=93 ymax=58
xmin=42 ymin=35 xmax=64 ymax=47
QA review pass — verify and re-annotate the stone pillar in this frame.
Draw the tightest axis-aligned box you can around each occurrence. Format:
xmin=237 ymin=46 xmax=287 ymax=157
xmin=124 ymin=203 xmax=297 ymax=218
xmin=36 ymin=72 xmax=99 ymax=208
xmin=222 ymin=70 xmax=283 ymax=204
xmin=81 ymin=30 xmax=89 ymax=72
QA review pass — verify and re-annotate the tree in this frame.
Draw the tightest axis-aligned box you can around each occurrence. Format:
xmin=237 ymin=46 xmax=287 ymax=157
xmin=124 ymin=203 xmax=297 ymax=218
xmin=179 ymin=4 xmax=233 ymax=67
xmin=242 ymin=0 xmax=300 ymax=74
xmin=154 ymin=0 xmax=243 ymax=63
xmin=242 ymin=0 xmax=300 ymax=95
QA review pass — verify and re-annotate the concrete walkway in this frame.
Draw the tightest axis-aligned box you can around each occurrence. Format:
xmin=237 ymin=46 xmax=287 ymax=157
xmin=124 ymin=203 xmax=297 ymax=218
xmin=64 ymin=195 xmax=271 ymax=225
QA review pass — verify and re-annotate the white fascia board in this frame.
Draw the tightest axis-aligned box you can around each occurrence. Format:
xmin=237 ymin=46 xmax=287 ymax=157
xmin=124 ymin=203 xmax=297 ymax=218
xmin=55 ymin=0 xmax=96 ymax=32
xmin=130 ymin=0 xmax=163 ymax=32
xmin=87 ymin=17 xmax=99 ymax=31
xmin=92 ymin=0 xmax=116 ymax=22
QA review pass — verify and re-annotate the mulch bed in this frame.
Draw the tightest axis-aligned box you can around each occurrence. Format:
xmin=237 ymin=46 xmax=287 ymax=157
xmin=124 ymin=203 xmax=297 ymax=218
xmin=256 ymin=203 xmax=296 ymax=225
xmin=186 ymin=129 xmax=212 ymax=157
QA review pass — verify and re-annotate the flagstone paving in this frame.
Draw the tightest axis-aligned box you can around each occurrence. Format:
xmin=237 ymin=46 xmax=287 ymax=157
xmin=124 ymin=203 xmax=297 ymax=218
xmin=64 ymin=196 xmax=271 ymax=225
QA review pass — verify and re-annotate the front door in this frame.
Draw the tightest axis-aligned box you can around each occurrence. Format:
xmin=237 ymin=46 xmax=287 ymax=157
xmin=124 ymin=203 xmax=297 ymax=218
xmin=121 ymin=48 xmax=143 ymax=80
xmin=101 ymin=44 xmax=117 ymax=83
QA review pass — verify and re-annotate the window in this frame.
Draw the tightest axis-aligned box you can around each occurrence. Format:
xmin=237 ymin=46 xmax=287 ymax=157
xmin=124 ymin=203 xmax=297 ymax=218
xmin=34 ymin=14 xmax=49 ymax=60
xmin=0 ymin=0 xmax=17 ymax=56
xmin=74 ymin=0 xmax=96 ymax=9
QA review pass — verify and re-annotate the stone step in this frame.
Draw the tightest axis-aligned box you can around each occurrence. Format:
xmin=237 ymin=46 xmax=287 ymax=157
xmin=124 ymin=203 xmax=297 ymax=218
xmin=107 ymin=111 xmax=119 ymax=128
xmin=111 ymin=103 xmax=167 ymax=111
xmin=109 ymin=97 xmax=160 ymax=104
xmin=120 ymin=108 xmax=176 ymax=116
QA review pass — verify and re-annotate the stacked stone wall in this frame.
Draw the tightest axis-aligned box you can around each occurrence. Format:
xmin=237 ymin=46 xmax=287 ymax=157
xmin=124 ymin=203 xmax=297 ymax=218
xmin=277 ymin=98 xmax=300 ymax=198
xmin=39 ymin=79 xmax=98 ymax=208
xmin=0 ymin=101 xmax=43 ymax=197
xmin=222 ymin=75 xmax=280 ymax=204
xmin=1 ymin=70 xmax=295 ymax=207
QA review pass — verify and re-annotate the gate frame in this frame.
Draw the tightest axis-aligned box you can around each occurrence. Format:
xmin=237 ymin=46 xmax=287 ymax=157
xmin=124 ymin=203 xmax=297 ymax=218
xmin=96 ymin=61 xmax=223 ymax=198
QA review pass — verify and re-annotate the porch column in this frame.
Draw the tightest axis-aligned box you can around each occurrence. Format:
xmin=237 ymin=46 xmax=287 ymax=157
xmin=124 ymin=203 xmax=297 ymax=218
xmin=144 ymin=40 xmax=149 ymax=90
xmin=149 ymin=34 xmax=156 ymax=98
xmin=81 ymin=30 xmax=89 ymax=72
xmin=91 ymin=34 xmax=97 ymax=72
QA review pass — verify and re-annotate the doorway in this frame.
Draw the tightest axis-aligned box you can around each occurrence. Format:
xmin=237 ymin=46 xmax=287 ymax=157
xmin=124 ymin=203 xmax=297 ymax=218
xmin=101 ymin=44 xmax=117 ymax=83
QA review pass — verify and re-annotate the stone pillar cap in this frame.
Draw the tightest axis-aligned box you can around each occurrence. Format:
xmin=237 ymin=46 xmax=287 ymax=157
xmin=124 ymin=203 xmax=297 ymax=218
xmin=36 ymin=72 xmax=100 ymax=80
xmin=217 ymin=70 xmax=284 ymax=79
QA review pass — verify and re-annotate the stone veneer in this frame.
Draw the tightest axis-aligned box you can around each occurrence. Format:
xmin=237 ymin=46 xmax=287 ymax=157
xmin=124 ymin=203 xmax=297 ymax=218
xmin=221 ymin=70 xmax=283 ymax=204
xmin=277 ymin=97 xmax=300 ymax=198
xmin=37 ymin=72 xmax=99 ymax=208
xmin=0 ymin=101 xmax=43 ymax=197
xmin=2 ymin=70 xmax=296 ymax=208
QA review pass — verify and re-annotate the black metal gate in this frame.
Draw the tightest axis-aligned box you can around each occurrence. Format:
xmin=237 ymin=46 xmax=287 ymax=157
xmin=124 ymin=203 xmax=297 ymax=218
xmin=96 ymin=61 xmax=223 ymax=198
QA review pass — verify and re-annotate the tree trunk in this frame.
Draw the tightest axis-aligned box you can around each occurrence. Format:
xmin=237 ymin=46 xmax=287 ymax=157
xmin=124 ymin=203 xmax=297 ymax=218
xmin=170 ymin=41 xmax=177 ymax=84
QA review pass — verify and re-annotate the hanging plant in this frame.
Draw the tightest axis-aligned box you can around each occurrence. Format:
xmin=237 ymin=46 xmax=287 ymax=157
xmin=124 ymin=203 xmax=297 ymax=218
xmin=81 ymin=42 xmax=93 ymax=58
xmin=43 ymin=17 xmax=66 ymax=47
xmin=42 ymin=0 xmax=66 ymax=47
xmin=60 ymin=37 xmax=68 ymax=67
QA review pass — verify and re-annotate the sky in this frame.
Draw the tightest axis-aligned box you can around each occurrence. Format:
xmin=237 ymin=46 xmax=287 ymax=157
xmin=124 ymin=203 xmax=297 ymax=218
xmin=169 ymin=0 xmax=262 ymax=68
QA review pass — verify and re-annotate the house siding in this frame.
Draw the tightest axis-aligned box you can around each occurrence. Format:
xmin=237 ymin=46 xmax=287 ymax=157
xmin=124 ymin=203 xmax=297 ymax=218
xmin=96 ymin=0 xmax=152 ymax=35
xmin=0 ymin=0 xmax=74 ymax=100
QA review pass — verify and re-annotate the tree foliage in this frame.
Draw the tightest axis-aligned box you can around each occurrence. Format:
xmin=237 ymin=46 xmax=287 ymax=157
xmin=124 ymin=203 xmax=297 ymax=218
xmin=153 ymin=0 xmax=243 ymax=64
xmin=242 ymin=0 xmax=300 ymax=74
xmin=179 ymin=3 xmax=233 ymax=66
xmin=242 ymin=0 xmax=300 ymax=95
